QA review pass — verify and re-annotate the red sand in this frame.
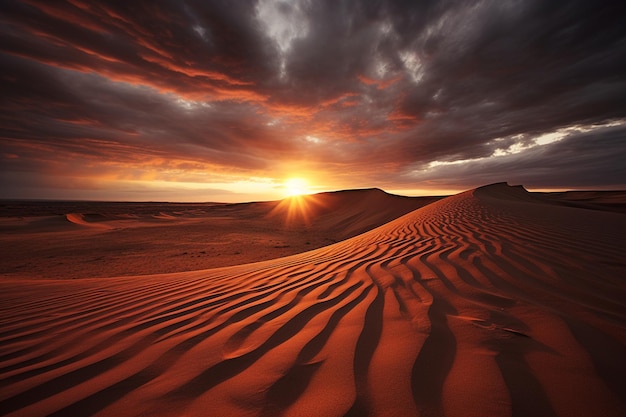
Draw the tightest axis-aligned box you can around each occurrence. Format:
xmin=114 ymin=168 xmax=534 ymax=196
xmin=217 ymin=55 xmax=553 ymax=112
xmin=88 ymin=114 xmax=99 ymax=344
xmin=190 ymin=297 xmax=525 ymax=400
xmin=1 ymin=183 xmax=625 ymax=416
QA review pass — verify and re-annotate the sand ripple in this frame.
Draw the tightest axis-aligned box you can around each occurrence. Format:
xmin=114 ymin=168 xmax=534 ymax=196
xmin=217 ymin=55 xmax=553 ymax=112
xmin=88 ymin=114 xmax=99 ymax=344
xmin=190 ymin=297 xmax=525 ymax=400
xmin=1 ymin=183 xmax=625 ymax=416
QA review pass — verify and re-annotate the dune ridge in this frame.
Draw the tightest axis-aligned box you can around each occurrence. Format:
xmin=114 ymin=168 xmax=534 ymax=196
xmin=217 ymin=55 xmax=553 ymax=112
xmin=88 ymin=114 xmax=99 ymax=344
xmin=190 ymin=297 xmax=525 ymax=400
xmin=1 ymin=183 xmax=625 ymax=416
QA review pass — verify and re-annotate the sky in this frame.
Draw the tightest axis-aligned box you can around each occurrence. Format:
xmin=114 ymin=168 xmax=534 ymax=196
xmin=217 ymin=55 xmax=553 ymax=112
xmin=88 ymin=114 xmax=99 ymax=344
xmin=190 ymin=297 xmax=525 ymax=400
xmin=1 ymin=0 xmax=626 ymax=202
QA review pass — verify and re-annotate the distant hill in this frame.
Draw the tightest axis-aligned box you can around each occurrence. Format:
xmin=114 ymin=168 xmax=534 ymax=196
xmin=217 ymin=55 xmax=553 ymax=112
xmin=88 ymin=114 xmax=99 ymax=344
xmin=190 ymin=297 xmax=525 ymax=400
xmin=263 ymin=188 xmax=444 ymax=240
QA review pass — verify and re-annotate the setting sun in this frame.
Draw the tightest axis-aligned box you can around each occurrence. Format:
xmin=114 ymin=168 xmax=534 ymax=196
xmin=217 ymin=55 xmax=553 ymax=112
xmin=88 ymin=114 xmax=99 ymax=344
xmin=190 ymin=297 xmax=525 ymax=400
xmin=284 ymin=178 xmax=310 ymax=197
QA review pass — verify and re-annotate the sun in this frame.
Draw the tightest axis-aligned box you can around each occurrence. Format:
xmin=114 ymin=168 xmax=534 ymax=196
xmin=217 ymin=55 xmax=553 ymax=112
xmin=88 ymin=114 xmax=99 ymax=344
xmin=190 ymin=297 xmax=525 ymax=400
xmin=272 ymin=177 xmax=317 ymax=225
xmin=284 ymin=177 xmax=309 ymax=197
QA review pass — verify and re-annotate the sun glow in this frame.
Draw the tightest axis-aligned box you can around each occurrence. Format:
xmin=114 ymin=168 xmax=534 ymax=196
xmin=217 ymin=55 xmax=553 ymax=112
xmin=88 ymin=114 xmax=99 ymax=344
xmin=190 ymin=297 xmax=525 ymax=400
xmin=269 ymin=177 xmax=322 ymax=226
xmin=284 ymin=177 xmax=310 ymax=197
xmin=270 ymin=177 xmax=319 ymax=226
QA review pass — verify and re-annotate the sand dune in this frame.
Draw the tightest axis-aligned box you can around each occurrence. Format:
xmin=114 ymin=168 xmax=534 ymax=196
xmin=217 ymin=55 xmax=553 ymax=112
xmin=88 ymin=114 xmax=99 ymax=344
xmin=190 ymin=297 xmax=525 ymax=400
xmin=1 ymin=183 xmax=625 ymax=416
xmin=0 ymin=189 xmax=437 ymax=279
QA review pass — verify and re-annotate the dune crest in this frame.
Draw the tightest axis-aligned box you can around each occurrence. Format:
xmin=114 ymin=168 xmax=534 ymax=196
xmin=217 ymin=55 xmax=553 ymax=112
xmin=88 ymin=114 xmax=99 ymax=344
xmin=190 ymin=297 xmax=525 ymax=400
xmin=1 ymin=183 xmax=625 ymax=416
xmin=65 ymin=213 xmax=114 ymax=229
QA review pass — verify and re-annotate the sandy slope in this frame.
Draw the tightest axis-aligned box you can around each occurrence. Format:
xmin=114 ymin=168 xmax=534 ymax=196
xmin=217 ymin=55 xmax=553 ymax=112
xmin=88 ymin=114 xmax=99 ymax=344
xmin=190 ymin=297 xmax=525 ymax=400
xmin=0 ymin=189 xmax=439 ymax=279
xmin=0 ymin=183 xmax=625 ymax=416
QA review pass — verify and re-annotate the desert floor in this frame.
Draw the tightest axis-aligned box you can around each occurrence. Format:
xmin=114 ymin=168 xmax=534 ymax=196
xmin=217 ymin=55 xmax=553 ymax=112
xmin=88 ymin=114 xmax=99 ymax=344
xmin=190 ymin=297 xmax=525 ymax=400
xmin=1 ymin=183 xmax=625 ymax=416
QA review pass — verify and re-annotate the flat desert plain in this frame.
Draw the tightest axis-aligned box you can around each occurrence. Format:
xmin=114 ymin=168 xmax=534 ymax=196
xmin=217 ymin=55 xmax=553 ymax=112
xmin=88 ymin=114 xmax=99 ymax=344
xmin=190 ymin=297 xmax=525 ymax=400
xmin=1 ymin=183 xmax=625 ymax=416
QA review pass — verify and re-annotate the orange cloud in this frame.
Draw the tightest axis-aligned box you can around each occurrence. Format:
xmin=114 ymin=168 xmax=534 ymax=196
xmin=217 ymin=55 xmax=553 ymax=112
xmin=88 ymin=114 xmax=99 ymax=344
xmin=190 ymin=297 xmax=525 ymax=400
xmin=357 ymin=74 xmax=403 ymax=90
xmin=139 ymin=53 xmax=254 ymax=87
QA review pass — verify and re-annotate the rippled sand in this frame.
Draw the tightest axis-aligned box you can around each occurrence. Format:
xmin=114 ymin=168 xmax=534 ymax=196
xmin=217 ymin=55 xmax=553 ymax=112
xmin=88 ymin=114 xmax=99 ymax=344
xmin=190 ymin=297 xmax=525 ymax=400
xmin=1 ymin=183 xmax=625 ymax=416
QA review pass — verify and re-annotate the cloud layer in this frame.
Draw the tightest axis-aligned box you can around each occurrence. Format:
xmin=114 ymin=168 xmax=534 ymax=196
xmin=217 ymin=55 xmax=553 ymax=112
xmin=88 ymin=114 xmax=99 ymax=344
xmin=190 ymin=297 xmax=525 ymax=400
xmin=1 ymin=0 xmax=625 ymax=200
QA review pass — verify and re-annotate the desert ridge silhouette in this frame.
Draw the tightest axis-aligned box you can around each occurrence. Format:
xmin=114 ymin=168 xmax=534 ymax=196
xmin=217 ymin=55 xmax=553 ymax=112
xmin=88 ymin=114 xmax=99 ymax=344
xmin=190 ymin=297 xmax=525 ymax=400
xmin=0 ymin=183 xmax=625 ymax=416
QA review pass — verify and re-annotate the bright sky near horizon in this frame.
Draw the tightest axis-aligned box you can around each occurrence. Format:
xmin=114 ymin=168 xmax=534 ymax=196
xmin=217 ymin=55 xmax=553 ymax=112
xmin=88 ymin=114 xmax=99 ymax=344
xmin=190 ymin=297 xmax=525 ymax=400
xmin=1 ymin=0 xmax=625 ymax=202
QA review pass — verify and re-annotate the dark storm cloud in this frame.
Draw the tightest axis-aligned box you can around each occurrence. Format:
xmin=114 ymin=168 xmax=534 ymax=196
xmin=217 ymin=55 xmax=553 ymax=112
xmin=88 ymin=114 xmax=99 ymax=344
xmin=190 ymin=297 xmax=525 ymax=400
xmin=1 ymin=0 xmax=625 ymax=199
xmin=0 ymin=0 xmax=276 ymax=95
xmin=405 ymin=124 xmax=626 ymax=189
